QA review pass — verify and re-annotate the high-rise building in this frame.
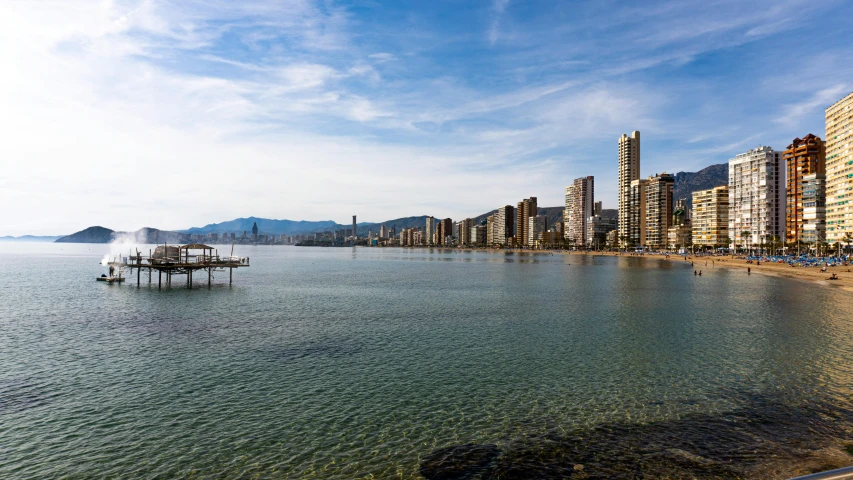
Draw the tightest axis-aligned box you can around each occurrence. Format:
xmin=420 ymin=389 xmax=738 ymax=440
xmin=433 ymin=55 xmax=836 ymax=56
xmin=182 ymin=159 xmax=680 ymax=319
xmin=564 ymin=176 xmax=594 ymax=246
xmin=802 ymin=173 xmax=827 ymax=245
xmin=785 ymin=134 xmax=826 ymax=244
xmin=352 ymin=216 xmax=357 ymax=240
xmin=692 ymin=186 xmax=729 ymax=248
xmin=458 ymin=218 xmax=473 ymax=245
xmin=516 ymin=197 xmax=538 ymax=246
xmin=594 ymin=201 xmax=603 ymax=216
xmin=628 ymin=179 xmax=648 ymax=247
xmin=586 ymin=215 xmax=617 ymax=248
xmin=436 ymin=218 xmax=452 ymax=245
xmin=379 ymin=225 xmax=388 ymax=238
xmin=470 ymin=225 xmax=487 ymax=245
xmin=644 ymin=173 xmax=674 ymax=250
xmin=494 ymin=205 xmax=515 ymax=245
xmin=486 ymin=215 xmax=495 ymax=245
xmin=425 ymin=216 xmax=435 ymax=246
xmin=728 ymin=146 xmax=786 ymax=248
xmin=618 ymin=131 xmax=641 ymax=246
xmin=251 ymin=222 xmax=259 ymax=241
xmin=826 ymin=91 xmax=853 ymax=242
xmin=528 ymin=215 xmax=547 ymax=247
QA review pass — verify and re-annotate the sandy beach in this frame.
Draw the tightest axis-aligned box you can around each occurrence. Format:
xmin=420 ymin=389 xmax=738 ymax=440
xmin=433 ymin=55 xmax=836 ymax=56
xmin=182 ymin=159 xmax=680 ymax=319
xmin=566 ymin=250 xmax=853 ymax=293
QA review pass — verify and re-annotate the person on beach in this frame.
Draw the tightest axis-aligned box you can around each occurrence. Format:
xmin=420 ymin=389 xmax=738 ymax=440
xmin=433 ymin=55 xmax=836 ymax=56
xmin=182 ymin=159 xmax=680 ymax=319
xmin=698 ymin=270 xmax=702 ymax=276
xmin=748 ymin=267 xmax=751 ymax=275
xmin=694 ymin=270 xmax=697 ymax=275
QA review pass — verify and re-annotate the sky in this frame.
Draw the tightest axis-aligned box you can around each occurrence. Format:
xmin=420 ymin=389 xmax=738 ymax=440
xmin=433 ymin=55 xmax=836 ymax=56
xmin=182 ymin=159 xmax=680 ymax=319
xmin=2 ymin=0 xmax=853 ymax=235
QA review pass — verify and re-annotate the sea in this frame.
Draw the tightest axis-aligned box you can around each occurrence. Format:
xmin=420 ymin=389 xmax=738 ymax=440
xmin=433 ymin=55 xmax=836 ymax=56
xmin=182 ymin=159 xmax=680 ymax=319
xmin=1 ymin=243 xmax=852 ymax=479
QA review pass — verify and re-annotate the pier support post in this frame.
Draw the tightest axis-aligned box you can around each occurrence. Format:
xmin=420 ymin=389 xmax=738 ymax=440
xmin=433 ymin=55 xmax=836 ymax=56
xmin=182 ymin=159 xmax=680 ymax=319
xmin=189 ymin=270 xmax=192 ymax=289
xmin=208 ymin=267 xmax=211 ymax=289
xmin=229 ymin=267 xmax=232 ymax=285
xmin=137 ymin=266 xmax=141 ymax=287
xmin=158 ymin=270 xmax=161 ymax=289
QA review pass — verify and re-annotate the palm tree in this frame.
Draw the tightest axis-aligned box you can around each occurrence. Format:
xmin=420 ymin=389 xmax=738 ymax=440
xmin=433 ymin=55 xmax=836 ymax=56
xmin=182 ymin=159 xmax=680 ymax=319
xmin=740 ymin=230 xmax=751 ymax=256
xmin=769 ymin=235 xmax=781 ymax=256
xmin=844 ymin=233 xmax=853 ymax=257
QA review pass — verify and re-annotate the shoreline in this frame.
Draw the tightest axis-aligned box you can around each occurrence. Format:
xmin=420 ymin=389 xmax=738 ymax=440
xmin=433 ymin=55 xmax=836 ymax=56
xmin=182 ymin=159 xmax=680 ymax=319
xmin=381 ymin=246 xmax=853 ymax=293
xmin=562 ymin=250 xmax=853 ymax=293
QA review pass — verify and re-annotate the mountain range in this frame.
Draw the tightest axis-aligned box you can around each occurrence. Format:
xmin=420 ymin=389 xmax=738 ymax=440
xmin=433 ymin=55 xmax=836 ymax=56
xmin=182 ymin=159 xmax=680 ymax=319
xmin=51 ymin=164 xmax=729 ymax=243
xmin=0 ymin=235 xmax=62 ymax=242
xmin=672 ymin=163 xmax=728 ymax=209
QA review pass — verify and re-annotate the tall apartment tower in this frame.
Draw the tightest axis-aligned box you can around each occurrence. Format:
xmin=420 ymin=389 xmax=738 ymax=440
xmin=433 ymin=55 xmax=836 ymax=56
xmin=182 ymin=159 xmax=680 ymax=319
xmin=458 ymin=218 xmax=473 ymax=245
xmin=728 ymin=146 xmax=786 ymax=247
xmin=618 ymin=131 xmax=641 ymax=246
xmin=643 ymin=173 xmax=675 ymax=250
xmin=528 ymin=215 xmax=547 ymax=247
xmin=425 ymin=216 xmax=435 ymax=246
xmin=352 ymin=216 xmax=357 ymax=240
xmin=692 ymin=186 xmax=729 ymax=247
xmin=564 ymin=176 xmax=594 ymax=246
xmin=629 ymin=179 xmax=648 ymax=247
xmin=436 ymin=218 xmax=453 ymax=245
xmin=516 ymin=197 xmax=538 ymax=246
xmin=594 ymin=201 xmax=603 ymax=216
xmin=826 ymin=91 xmax=853 ymax=242
xmin=494 ymin=205 xmax=515 ymax=245
xmin=785 ymin=134 xmax=826 ymax=244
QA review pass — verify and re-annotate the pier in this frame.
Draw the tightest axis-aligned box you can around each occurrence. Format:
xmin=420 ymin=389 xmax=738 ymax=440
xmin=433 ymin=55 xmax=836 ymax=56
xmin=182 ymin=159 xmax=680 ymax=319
xmin=109 ymin=244 xmax=250 ymax=289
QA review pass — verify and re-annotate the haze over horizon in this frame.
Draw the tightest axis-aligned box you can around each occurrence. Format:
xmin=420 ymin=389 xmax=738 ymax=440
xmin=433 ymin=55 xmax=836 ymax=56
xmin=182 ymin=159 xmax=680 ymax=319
xmin=2 ymin=0 xmax=852 ymax=236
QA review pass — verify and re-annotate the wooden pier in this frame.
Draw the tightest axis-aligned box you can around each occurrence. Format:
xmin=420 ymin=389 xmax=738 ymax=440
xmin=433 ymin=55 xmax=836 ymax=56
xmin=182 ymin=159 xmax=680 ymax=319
xmin=110 ymin=243 xmax=250 ymax=289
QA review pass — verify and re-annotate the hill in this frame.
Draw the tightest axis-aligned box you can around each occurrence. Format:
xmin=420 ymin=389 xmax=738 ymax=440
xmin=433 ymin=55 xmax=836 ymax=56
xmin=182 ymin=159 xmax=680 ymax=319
xmin=55 ymin=226 xmax=116 ymax=243
xmin=0 ymin=235 xmax=63 ymax=242
xmin=672 ymin=163 xmax=728 ymax=208
xmin=55 ymin=227 xmax=191 ymax=244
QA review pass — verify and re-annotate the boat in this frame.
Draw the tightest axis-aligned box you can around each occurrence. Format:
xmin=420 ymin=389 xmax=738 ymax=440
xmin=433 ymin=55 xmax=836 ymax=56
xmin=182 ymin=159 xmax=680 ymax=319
xmin=97 ymin=275 xmax=125 ymax=283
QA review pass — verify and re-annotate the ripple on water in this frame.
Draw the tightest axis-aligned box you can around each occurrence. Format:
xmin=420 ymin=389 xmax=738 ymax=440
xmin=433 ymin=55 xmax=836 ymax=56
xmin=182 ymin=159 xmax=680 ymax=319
xmin=0 ymin=378 xmax=52 ymax=415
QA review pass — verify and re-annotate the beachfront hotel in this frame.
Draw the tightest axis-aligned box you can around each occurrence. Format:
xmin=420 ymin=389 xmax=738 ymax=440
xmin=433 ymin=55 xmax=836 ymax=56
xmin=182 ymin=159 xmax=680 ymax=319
xmin=425 ymin=216 xmax=435 ymax=246
xmin=516 ymin=197 xmax=538 ymax=246
xmin=728 ymin=146 xmax=786 ymax=249
xmin=494 ymin=205 xmax=515 ymax=245
xmin=784 ymin=134 xmax=826 ymax=244
xmin=528 ymin=215 xmax=547 ymax=247
xmin=564 ymin=176 xmax=594 ymax=246
xmin=826 ymin=91 xmax=853 ymax=242
xmin=644 ymin=173 xmax=675 ymax=250
xmin=692 ymin=186 xmax=730 ymax=247
xmin=628 ymin=178 xmax=648 ymax=247
xmin=618 ymin=131 xmax=641 ymax=246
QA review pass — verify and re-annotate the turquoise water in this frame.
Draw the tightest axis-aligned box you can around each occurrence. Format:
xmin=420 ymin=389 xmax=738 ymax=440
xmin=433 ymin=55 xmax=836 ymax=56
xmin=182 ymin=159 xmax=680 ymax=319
xmin=1 ymin=243 xmax=852 ymax=478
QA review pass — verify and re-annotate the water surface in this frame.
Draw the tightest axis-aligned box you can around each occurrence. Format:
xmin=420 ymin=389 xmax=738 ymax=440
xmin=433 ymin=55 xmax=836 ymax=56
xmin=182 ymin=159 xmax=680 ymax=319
xmin=1 ymin=244 xmax=852 ymax=478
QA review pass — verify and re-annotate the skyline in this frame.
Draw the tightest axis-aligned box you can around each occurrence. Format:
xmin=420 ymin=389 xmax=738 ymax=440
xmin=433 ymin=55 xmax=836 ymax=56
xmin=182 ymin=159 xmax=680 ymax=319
xmin=3 ymin=1 xmax=853 ymax=235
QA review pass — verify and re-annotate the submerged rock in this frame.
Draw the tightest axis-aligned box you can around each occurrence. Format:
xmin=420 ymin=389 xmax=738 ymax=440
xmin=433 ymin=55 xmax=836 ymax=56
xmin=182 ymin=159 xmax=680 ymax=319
xmin=420 ymin=443 xmax=501 ymax=480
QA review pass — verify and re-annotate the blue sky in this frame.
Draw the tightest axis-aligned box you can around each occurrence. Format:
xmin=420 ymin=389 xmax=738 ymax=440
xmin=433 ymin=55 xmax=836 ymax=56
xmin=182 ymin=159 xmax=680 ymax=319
xmin=2 ymin=0 xmax=853 ymax=235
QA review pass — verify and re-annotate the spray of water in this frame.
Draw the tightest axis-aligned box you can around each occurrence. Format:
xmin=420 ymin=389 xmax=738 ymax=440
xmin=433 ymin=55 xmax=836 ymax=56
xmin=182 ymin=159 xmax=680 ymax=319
xmin=100 ymin=231 xmax=148 ymax=266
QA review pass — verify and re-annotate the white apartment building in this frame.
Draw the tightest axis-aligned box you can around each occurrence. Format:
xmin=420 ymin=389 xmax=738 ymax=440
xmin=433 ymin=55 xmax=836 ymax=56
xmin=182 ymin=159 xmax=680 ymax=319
xmin=564 ymin=176 xmax=594 ymax=246
xmin=728 ymin=146 xmax=786 ymax=248
xmin=826 ymin=91 xmax=853 ymax=242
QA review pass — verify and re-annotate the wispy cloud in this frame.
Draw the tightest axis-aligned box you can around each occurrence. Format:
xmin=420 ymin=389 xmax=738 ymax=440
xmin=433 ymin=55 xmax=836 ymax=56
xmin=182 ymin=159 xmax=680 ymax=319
xmin=776 ymin=84 xmax=850 ymax=127
xmin=487 ymin=0 xmax=511 ymax=46
xmin=1 ymin=0 xmax=852 ymax=235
